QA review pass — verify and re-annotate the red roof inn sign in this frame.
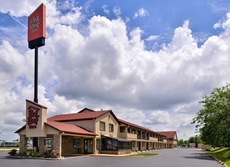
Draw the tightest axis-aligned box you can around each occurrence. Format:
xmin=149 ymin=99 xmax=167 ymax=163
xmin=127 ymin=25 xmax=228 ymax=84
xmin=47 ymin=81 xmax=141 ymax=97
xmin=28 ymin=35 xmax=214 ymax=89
xmin=28 ymin=3 xmax=46 ymax=49
xmin=27 ymin=106 xmax=40 ymax=129
xmin=25 ymin=100 xmax=47 ymax=137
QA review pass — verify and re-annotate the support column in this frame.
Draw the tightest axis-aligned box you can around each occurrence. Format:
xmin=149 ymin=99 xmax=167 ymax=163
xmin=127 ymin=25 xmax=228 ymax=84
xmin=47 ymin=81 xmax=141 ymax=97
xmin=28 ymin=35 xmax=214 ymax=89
xmin=53 ymin=134 xmax=61 ymax=158
xmin=93 ymin=137 xmax=96 ymax=154
xmin=134 ymin=141 xmax=137 ymax=151
xmin=38 ymin=137 xmax=45 ymax=154
xmin=19 ymin=135 xmax=27 ymax=154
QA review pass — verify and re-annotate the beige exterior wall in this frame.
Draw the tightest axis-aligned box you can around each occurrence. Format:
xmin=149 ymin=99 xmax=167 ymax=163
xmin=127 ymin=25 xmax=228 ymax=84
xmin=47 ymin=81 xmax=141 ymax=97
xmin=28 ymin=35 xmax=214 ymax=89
xmin=18 ymin=128 xmax=26 ymax=136
xmin=95 ymin=112 xmax=119 ymax=138
xmin=127 ymin=133 xmax=137 ymax=139
xmin=45 ymin=125 xmax=59 ymax=134
xmin=119 ymin=132 xmax=127 ymax=138
xmin=61 ymin=120 xmax=95 ymax=132
xmin=149 ymin=137 xmax=158 ymax=142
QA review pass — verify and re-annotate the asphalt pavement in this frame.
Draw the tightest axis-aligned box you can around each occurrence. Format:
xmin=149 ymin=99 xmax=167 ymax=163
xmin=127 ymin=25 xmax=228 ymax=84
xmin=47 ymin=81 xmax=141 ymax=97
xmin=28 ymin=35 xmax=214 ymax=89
xmin=0 ymin=148 xmax=222 ymax=167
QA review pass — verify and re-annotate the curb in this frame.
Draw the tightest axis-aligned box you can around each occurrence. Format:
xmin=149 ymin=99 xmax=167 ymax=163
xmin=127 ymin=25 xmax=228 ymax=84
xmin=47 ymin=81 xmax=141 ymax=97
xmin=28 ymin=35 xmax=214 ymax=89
xmin=214 ymin=158 xmax=227 ymax=167
xmin=6 ymin=155 xmax=61 ymax=160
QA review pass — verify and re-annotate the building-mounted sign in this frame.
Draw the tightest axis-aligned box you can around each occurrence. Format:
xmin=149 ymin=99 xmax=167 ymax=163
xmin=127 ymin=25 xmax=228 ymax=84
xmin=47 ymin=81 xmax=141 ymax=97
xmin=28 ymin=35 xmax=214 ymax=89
xmin=28 ymin=3 xmax=46 ymax=49
xmin=26 ymin=100 xmax=47 ymax=137
xmin=27 ymin=106 xmax=40 ymax=129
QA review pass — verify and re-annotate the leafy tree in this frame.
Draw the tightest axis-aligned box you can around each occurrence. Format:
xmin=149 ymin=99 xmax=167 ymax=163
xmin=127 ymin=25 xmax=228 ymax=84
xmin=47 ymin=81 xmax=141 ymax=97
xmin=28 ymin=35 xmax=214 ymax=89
xmin=188 ymin=136 xmax=195 ymax=143
xmin=177 ymin=139 xmax=184 ymax=146
xmin=184 ymin=140 xmax=188 ymax=145
xmin=192 ymin=84 xmax=230 ymax=146
xmin=177 ymin=139 xmax=189 ymax=147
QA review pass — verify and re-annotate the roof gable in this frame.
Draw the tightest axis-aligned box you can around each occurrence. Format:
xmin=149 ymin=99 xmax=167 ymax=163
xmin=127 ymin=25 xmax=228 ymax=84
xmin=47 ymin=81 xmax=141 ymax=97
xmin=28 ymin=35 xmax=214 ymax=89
xmin=45 ymin=121 xmax=96 ymax=136
xmin=48 ymin=109 xmax=119 ymax=123
xmin=157 ymin=131 xmax=177 ymax=139
xmin=78 ymin=108 xmax=95 ymax=113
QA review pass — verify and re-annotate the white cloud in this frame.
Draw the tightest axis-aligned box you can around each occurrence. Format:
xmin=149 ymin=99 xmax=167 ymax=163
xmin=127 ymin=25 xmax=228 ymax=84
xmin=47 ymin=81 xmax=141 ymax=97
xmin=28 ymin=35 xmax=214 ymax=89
xmin=102 ymin=5 xmax=110 ymax=15
xmin=144 ymin=110 xmax=171 ymax=124
xmin=113 ymin=6 xmax=121 ymax=17
xmin=145 ymin=35 xmax=159 ymax=41
xmin=0 ymin=0 xmax=48 ymax=17
xmin=134 ymin=8 xmax=148 ymax=18
xmin=1 ymin=2 xmax=230 ymax=141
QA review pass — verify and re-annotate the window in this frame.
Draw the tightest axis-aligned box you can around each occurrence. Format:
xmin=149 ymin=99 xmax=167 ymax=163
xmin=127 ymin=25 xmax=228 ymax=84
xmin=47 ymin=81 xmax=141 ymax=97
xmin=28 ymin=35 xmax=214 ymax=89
xmin=109 ymin=124 xmax=114 ymax=132
xmin=100 ymin=121 xmax=105 ymax=131
xmin=44 ymin=138 xmax=52 ymax=148
xmin=73 ymin=139 xmax=80 ymax=149
xmin=120 ymin=126 xmax=125 ymax=132
xmin=118 ymin=141 xmax=132 ymax=150
xmin=101 ymin=136 xmax=118 ymax=151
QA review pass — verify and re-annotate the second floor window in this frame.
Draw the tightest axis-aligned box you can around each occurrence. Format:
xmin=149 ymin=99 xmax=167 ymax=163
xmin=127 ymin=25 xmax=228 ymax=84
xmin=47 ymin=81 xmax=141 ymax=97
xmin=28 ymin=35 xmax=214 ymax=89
xmin=120 ymin=126 xmax=125 ymax=133
xmin=109 ymin=124 xmax=114 ymax=132
xmin=100 ymin=121 xmax=105 ymax=131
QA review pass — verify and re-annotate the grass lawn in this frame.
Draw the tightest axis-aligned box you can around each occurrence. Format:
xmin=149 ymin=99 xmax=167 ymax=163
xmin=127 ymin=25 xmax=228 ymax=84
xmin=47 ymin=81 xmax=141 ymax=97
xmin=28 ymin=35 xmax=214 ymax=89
xmin=0 ymin=147 xmax=19 ymax=152
xmin=128 ymin=153 xmax=159 ymax=157
xmin=0 ymin=150 xmax=9 ymax=152
xmin=208 ymin=148 xmax=230 ymax=166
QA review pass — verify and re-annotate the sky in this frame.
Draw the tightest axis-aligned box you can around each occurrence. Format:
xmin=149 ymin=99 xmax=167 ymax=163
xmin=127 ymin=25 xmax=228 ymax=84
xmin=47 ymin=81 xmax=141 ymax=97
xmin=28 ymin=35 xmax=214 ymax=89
xmin=1 ymin=0 xmax=230 ymax=141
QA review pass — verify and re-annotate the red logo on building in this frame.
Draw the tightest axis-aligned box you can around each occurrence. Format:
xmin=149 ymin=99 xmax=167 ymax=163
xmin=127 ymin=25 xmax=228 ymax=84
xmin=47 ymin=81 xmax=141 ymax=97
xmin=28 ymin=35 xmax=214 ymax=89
xmin=27 ymin=106 xmax=40 ymax=129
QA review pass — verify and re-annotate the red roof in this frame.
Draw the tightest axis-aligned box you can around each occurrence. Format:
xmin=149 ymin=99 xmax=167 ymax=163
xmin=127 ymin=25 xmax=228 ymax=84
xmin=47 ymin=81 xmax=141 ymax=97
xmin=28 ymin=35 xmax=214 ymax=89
xmin=119 ymin=119 xmax=166 ymax=137
xmin=15 ymin=122 xmax=96 ymax=136
xmin=45 ymin=121 xmax=96 ymax=136
xmin=157 ymin=131 xmax=177 ymax=139
xmin=48 ymin=109 xmax=119 ymax=123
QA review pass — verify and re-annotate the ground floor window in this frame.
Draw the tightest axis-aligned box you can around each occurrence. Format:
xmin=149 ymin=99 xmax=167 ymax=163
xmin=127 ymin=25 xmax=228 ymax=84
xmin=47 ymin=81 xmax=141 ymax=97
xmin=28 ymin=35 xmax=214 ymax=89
xmin=44 ymin=138 xmax=52 ymax=148
xmin=101 ymin=136 xmax=118 ymax=151
xmin=73 ymin=139 xmax=80 ymax=149
xmin=101 ymin=136 xmax=132 ymax=151
xmin=118 ymin=141 xmax=132 ymax=150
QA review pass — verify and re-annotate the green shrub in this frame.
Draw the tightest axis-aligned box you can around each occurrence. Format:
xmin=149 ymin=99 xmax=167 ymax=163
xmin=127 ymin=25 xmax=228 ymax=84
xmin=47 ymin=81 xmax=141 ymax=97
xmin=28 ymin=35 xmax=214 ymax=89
xmin=8 ymin=149 xmax=17 ymax=156
xmin=21 ymin=151 xmax=27 ymax=157
xmin=36 ymin=153 xmax=42 ymax=158
xmin=43 ymin=149 xmax=59 ymax=158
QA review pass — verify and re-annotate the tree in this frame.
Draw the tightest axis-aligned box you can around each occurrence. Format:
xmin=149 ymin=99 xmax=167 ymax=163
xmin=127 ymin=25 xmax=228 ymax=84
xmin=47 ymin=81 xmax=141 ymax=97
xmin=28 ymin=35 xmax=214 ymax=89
xmin=192 ymin=84 xmax=230 ymax=146
xmin=177 ymin=139 xmax=184 ymax=146
xmin=188 ymin=136 xmax=195 ymax=143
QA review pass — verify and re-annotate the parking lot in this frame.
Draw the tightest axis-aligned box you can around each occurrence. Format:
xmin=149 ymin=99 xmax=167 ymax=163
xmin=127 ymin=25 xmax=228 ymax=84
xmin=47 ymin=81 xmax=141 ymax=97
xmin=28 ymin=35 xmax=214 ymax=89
xmin=0 ymin=149 xmax=222 ymax=167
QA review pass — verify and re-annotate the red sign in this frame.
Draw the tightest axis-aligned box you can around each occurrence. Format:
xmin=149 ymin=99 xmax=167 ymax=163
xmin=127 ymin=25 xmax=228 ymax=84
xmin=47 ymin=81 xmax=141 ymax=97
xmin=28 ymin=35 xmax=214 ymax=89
xmin=27 ymin=106 xmax=40 ymax=129
xmin=28 ymin=3 xmax=46 ymax=42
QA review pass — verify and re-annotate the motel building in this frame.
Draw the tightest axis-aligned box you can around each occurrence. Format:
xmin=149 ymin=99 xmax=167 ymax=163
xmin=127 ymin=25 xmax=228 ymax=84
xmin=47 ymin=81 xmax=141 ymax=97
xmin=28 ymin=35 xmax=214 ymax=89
xmin=15 ymin=100 xmax=178 ymax=157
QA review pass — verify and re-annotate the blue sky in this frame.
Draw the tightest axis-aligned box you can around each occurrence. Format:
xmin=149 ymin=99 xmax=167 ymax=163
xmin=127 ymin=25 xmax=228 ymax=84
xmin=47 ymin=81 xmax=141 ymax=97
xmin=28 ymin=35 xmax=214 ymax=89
xmin=1 ymin=0 xmax=230 ymax=141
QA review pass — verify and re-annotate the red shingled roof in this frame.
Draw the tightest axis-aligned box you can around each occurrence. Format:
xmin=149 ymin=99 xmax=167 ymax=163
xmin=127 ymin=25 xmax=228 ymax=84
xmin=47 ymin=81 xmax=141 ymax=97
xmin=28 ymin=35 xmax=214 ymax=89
xmin=48 ymin=109 xmax=119 ymax=123
xmin=119 ymin=119 xmax=166 ymax=137
xmin=15 ymin=121 xmax=96 ymax=136
xmin=48 ymin=110 xmax=109 ymax=121
xmin=45 ymin=121 xmax=96 ymax=136
xmin=157 ymin=131 xmax=177 ymax=139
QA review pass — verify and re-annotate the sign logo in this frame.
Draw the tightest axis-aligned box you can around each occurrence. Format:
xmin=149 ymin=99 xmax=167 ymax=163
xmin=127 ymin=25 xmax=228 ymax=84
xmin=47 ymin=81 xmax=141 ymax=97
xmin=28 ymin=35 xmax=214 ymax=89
xmin=30 ymin=16 xmax=40 ymax=34
xmin=28 ymin=3 xmax=46 ymax=42
xmin=27 ymin=106 xmax=40 ymax=129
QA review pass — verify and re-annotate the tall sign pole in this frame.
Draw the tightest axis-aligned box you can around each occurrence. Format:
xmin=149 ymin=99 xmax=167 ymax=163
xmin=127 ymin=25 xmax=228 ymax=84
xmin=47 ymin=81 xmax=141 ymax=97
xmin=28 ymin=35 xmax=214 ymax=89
xmin=28 ymin=3 xmax=46 ymax=149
